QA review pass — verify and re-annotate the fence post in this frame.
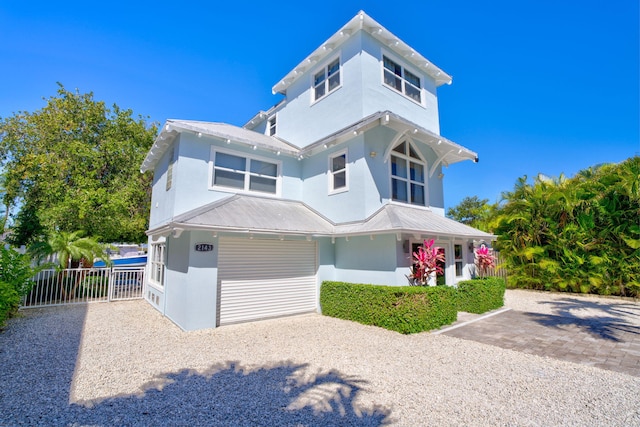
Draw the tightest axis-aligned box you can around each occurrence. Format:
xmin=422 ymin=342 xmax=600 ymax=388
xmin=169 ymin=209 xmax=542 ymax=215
xmin=107 ymin=267 xmax=114 ymax=302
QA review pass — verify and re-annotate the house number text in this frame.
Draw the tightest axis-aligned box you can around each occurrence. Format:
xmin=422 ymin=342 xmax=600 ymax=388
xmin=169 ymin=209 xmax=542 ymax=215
xmin=194 ymin=243 xmax=214 ymax=252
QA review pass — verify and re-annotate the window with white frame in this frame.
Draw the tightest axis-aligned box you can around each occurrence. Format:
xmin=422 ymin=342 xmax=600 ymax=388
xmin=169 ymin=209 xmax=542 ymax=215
xmin=329 ymin=150 xmax=347 ymax=193
xmin=383 ymin=55 xmax=422 ymax=103
xmin=150 ymin=243 xmax=165 ymax=286
xmin=267 ymin=116 xmax=276 ymax=136
xmin=211 ymin=149 xmax=280 ymax=195
xmin=313 ymin=57 xmax=341 ymax=101
xmin=454 ymin=244 xmax=464 ymax=277
xmin=390 ymin=140 xmax=426 ymax=206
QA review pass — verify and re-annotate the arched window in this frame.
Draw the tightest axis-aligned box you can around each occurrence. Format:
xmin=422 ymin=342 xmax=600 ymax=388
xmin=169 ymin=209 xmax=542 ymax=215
xmin=390 ymin=140 xmax=426 ymax=206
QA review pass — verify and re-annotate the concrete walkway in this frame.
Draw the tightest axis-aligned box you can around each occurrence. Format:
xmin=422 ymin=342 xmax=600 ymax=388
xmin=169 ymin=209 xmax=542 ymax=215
xmin=442 ymin=290 xmax=640 ymax=377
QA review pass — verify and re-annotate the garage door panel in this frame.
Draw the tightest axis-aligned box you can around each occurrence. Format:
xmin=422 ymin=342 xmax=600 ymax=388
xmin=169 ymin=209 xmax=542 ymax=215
xmin=218 ymin=238 xmax=317 ymax=326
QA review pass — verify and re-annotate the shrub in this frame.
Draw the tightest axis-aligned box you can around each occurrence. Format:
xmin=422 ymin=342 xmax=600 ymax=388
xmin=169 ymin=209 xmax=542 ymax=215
xmin=457 ymin=277 xmax=506 ymax=314
xmin=320 ymin=281 xmax=457 ymax=334
xmin=0 ymin=281 xmax=21 ymax=328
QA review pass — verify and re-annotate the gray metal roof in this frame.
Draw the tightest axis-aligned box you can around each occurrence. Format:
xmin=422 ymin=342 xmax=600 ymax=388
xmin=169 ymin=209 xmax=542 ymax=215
xmin=140 ymin=120 xmax=300 ymax=173
xmin=334 ymin=204 xmax=494 ymax=239
xmin=148 ymin=194 xmax=494 ymax=240
xmin=153 ymin=195 xmax=335 ymax=236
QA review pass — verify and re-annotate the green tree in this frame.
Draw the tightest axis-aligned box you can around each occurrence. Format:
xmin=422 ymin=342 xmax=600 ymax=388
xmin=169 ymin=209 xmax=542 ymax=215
xmin=0 ymin=83 xmax=157 ymax=244
xmin=447 ymin=195 xmax=498 ymax=232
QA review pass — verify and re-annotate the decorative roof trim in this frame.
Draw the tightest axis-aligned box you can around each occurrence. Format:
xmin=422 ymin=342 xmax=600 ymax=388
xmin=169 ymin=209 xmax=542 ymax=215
xmin=272 ymin=10 xmax=452 ymax=95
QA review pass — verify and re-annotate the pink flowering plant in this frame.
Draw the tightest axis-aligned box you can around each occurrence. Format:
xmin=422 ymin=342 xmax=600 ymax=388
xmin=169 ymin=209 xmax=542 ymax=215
xmin=474 ymin=244 xmax=496 ymax=278
xmin=407 ymin=239 xmax=445 ymax=286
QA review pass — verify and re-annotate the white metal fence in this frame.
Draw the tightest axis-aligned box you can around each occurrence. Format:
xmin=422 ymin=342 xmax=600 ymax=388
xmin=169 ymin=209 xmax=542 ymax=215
xmin=21 ymin=266 xmax=145 ymax=308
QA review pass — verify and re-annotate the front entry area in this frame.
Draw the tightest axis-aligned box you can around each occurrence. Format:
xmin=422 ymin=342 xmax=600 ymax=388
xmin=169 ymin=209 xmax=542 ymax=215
xmin=217 ymin=237 xmax=318 ymax=326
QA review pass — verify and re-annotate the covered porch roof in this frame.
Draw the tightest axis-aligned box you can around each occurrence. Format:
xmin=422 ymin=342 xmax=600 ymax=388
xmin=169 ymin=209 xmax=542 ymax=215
xmin=147 ymin=194 xmax=494 ymax=241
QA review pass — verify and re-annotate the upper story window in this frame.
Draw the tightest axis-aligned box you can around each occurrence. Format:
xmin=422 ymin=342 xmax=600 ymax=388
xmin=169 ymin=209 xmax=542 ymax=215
xmin=313 ymin=57 xmax=341 ymax=102
xmin=329 ymin=150 xmax=348 ymax=194
xmin=211 ymin=149 xmax=280 ymax=195
xmin=390 ymin=140 xmax=426 ymax=206
xmin=383 ymin=55 xmax=422 ymax=104
xmin=267 ymin=116 xmax=276 ymax=136
xmin=166 ymin=147 xmax=176 ymax=191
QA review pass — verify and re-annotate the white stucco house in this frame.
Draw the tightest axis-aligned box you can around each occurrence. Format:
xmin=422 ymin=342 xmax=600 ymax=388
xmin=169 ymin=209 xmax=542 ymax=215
xmin=141 ymin=11 xmax=493 ymax=331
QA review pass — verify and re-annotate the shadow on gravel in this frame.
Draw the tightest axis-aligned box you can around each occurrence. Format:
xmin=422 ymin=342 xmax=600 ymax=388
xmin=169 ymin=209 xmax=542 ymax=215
xmin=0 ymin=304 xmax=87 ymax=426
xmin=68 ymin=361 xmax=389 ymax=426
xmin=530 ymin=298 xmax=640 ymax=341
xmin=0 ymin=307 xmax=389 ymax=426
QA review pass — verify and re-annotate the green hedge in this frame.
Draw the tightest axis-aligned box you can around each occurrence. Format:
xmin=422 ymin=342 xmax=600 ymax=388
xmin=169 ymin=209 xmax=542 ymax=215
xmin=457 ymin=277 xmax=506 ymax=314
xmin=0 ymin=281 xmax=21 ymax=329
xmin=320 ymin=281 xmax=457 ymax=334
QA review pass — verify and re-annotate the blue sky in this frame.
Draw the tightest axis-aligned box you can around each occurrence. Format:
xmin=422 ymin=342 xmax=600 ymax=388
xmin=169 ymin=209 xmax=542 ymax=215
xmin=1 ymin=1 xmax=638 ymax=210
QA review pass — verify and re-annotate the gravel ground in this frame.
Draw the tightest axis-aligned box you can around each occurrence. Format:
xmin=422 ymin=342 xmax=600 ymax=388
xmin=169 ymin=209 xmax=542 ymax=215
xmin=0 ymin=290 xmax=639 ymax=426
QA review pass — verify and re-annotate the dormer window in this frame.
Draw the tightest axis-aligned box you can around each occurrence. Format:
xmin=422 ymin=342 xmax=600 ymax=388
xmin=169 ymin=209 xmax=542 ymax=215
xmin=313 ymin=57 xmax=341 ymax=102
xmin=383 ymin=55 xmax=422 ymax=104
xmin=390 ymin=140 xmax=426 ymax=206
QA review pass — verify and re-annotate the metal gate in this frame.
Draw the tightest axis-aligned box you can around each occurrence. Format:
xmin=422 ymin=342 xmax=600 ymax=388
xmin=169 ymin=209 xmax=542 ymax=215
xmin=21 ymin=266 xmax=145 ymax=308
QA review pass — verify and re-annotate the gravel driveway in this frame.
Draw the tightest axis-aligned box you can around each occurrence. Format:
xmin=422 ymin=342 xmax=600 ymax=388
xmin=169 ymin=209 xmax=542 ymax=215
xmin=1 ymin=290 xmax=639 ymax=426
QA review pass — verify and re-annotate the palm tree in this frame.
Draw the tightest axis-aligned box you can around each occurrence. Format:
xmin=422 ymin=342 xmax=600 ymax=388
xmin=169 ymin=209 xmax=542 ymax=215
xmin=29 ymin=230 xmax=110 ymax=300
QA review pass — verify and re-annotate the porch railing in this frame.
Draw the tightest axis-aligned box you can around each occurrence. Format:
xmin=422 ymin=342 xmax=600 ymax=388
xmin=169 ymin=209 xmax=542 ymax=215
xmin=21 ymin=266 xmax=145 ymax=308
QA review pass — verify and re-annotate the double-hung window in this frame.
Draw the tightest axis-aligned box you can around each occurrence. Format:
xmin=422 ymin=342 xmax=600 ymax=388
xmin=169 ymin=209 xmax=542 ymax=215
xmin=390 ymin=140 xmax=426 ymax=206
xmin=211 ymin=150 xmax=280 ymax=195
xmin=313 ymin=57 xmax=341 ymax=101
xmin=267 ymin=116 xmax=276 ymax=136
xmin=329 ymin=150 xmax=347 ymax=193
xmin=150 ymin=243 xmax=165 ymax=287
xmin=383 ymin=55 xmax=422 ymax=103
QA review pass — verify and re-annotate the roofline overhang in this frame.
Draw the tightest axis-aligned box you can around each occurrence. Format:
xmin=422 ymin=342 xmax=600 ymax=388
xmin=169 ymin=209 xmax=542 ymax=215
xmin=272 ymin=10 xmax=452 ymax=95
xmin=301 ymin=110 xmax=478 ymax=166
xmin=146 ymin=218 xmax=495 ymax=241
xmin=140 ymin=120 xmax=300 ymax=173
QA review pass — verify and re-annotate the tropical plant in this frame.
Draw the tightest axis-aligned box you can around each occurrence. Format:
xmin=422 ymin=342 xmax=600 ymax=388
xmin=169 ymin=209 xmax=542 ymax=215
xmin=407 ymin=239 xmax=446 ymax=286
xmin=0 ymin=246 xmax=51 ymax=327
xmin=494 ymin=157 xmax=640 ymax=296
xmin=29 ymin=230 xmax=109 ymax=270
xmin=474 ymin=244 xmax=496 ymax=278
xmin=28 ymin=230 xmax=110 ymax=301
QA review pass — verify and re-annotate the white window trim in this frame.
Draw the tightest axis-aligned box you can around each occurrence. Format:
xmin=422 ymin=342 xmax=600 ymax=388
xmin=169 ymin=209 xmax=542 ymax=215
xmin=328 ymin=149 xmax=349 ymax=195
xmin=149 ymin=242 xmax=166 ymax=288
xmin=454 ymin=243 xmax=464 ymax=278
xmin=266 ymin=115 xmax=277 ymax=136
xmin=208 ymin=146 xmax=282 ymax=197
xmin=380 ymin=50 xmax=425 ymax=107
xmin=388 ymin=139 xmax=429 ymax=207
xmin=310 ymin=53 xmax=343 ymax=105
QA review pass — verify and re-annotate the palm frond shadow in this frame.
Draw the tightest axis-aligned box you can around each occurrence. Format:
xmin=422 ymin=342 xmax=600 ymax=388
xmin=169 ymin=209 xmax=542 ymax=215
xmin=527 ymin=298 xmax=640 ymax=341
xmin=70 ymin=361 xmax=390 ymax=426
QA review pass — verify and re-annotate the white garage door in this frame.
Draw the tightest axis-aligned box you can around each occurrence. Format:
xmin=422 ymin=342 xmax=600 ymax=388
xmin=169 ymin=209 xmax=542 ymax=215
xmin=218 ymin=237 xmax=317 ymax=326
